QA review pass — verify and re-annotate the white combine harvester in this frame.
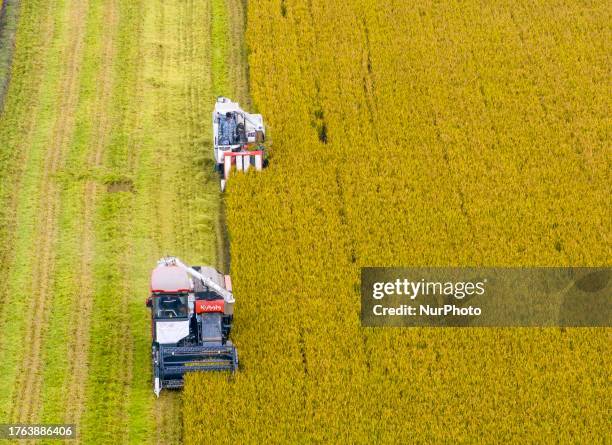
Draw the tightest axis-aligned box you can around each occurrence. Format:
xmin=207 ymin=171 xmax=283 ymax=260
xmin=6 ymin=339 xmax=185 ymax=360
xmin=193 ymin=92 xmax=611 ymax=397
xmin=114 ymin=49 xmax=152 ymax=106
xmin=213 ymin=97 xmax=267 ymax=191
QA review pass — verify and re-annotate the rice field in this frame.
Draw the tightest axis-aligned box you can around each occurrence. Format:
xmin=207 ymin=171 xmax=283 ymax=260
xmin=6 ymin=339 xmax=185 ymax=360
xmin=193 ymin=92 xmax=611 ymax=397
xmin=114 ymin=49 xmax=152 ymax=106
xmin=0 ymin=0 xmax=609 ymax=443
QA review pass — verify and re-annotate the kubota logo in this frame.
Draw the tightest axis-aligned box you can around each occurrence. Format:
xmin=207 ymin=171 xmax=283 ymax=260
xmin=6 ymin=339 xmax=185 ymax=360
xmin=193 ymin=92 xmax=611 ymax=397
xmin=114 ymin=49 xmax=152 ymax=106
xmin=196 ymin=300 xmax=224 ymax=313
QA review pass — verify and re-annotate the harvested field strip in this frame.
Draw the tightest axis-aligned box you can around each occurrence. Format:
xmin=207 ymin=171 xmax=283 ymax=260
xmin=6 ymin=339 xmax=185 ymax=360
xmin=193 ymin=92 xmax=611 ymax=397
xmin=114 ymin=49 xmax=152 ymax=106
xmin=77 ymin=0 xmax=222 ymax=442
xmin=10 ymin=0 xmax=89 ymax=425
xmin=0 ymin=0 xmax=225 ymax=443
xmin=0 ymin=0 xmax=52 ymax=352
xmin=77 ymin=0 xmax=145 ymax=442
xmin=0 ymin=0 xmax=78 ymax=422
xmin=37 ymin=0 xmax=119 ymax=434
xmin=126 ymin=1 xmax=221 ymax=442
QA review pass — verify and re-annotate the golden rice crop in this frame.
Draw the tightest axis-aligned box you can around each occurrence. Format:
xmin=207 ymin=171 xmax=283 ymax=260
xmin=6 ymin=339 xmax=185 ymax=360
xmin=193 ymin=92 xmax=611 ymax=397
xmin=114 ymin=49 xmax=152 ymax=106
xmin=184 ymin=0 xmax=610 ymax=443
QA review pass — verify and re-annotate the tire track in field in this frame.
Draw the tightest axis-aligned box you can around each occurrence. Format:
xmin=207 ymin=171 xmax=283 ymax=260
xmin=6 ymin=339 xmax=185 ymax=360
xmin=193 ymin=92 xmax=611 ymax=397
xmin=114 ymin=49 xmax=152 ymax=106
xmin=63 ymin=0 xmax=118 ymax=427
xmin=117 ymin=244 xmax=135 ymax=445
xmin=227 ymin=0 xmax=251 ymax=108
xmin=10 ymin=0 xmax=88 ymax=424
xmin=154 ymin=2 xmax=183 ymax=442
xmin=215 ymin=0 xmax=242 ymax=273
xmin=148 ymin=2 xmax=175 ymax=443
xmin=182 ymin=0 xmax=196 ymax=253
xmin=154 ymin=0 xmax=213 ymax=442
xmin=158 ymin=3 xmax=210 ymax=440
xmin=180 ymin=0 xmax=207 ymax=260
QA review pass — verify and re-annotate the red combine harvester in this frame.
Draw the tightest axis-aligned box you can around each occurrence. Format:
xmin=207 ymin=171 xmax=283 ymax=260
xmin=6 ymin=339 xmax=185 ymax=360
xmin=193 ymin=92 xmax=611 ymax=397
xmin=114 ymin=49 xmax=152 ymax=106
xmin=146 ymin=257 xmax=237 ymax=396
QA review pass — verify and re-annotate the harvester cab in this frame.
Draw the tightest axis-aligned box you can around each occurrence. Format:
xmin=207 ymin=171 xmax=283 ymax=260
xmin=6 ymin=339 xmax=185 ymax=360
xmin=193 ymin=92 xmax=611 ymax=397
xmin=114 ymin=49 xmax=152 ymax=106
xmin=147 ymin=257 xmax=238 ymax=397
xmin=213 ymin=96 xmax=267 ymax=191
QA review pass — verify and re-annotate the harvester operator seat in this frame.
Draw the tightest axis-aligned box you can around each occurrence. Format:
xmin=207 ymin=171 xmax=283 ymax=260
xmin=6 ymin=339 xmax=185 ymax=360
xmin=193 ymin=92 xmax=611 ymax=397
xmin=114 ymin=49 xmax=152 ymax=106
xmin=158 ymin=296 xmax=184 ymax=319
xmin=236 ymin=122 xmax=246 ymax=144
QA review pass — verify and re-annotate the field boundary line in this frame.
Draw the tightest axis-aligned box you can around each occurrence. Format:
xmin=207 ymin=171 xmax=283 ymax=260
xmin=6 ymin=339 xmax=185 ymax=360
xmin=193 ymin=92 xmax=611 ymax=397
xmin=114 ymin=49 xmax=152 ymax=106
xmin=0 ymin=0 xmax=19 ymax=112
